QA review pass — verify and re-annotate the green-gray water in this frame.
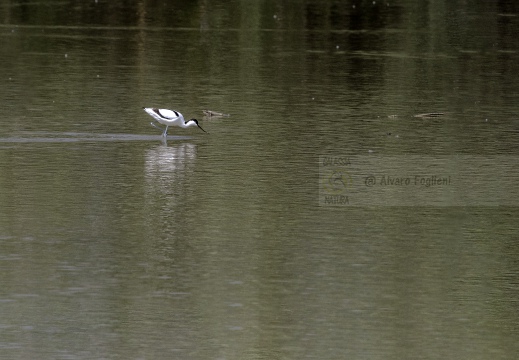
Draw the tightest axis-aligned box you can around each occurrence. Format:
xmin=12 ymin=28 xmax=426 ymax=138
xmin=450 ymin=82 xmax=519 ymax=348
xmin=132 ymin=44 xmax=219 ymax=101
xmin=1 ymin=1 xmax=518 ymax=359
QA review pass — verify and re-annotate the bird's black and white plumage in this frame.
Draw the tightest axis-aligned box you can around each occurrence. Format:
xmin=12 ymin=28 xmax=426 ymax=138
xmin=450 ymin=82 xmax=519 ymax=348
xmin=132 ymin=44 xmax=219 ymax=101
xmin=143 ymin=107 xmax=206 ymax=136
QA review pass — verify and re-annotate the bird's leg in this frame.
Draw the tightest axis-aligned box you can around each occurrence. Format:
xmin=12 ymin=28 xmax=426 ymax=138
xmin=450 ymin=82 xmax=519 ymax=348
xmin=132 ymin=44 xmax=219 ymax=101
xmin=150 ymin=121 xmax=165 ymax=131
xmin=162 ymin=126 xmax=168 ymax=137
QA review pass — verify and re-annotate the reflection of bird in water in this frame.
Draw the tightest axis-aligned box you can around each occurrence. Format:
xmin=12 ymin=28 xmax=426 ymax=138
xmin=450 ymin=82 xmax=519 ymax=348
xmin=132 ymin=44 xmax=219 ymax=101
xmin=143 ymin=108 xmax=207 ymax=136
xmin=202 ymin=110 xmax=230 ymax=118
xmin=144 ymin=143 xmax=197 ymax=216
xmin=145 ymin=143 xmax=197 ymax=174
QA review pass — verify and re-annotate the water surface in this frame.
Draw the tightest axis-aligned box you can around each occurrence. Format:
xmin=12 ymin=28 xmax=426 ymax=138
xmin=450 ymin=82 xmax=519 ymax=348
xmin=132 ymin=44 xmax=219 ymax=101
xmin=1 ymin=1 xmax=518 ymax=359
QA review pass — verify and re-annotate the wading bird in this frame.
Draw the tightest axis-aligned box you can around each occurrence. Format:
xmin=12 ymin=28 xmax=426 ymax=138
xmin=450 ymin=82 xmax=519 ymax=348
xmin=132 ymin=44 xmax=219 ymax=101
xmin=143 ymin=107 xmax=207 ymax=136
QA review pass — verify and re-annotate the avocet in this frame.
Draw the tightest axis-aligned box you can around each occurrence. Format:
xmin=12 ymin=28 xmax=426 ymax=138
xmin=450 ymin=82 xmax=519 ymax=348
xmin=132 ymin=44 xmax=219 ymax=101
xmin=143 ymin=107 xmax=207 ymax=136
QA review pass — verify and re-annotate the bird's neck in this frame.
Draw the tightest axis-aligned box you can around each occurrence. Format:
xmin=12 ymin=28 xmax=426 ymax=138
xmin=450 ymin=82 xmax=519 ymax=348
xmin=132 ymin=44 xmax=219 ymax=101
xmin=182 ymin=121 xmax=197 ymax=128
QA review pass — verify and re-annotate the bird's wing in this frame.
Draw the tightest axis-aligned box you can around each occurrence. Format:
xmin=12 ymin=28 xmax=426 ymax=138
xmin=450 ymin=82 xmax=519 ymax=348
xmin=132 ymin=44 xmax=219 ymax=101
xmin=157 ymin=109 xmax=180 ymax=119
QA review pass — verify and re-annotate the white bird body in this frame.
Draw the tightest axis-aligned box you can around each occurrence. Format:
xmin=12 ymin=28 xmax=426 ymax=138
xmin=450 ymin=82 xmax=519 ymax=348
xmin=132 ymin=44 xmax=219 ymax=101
xmin=143 ymin=107 xmax=206 ymax=136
